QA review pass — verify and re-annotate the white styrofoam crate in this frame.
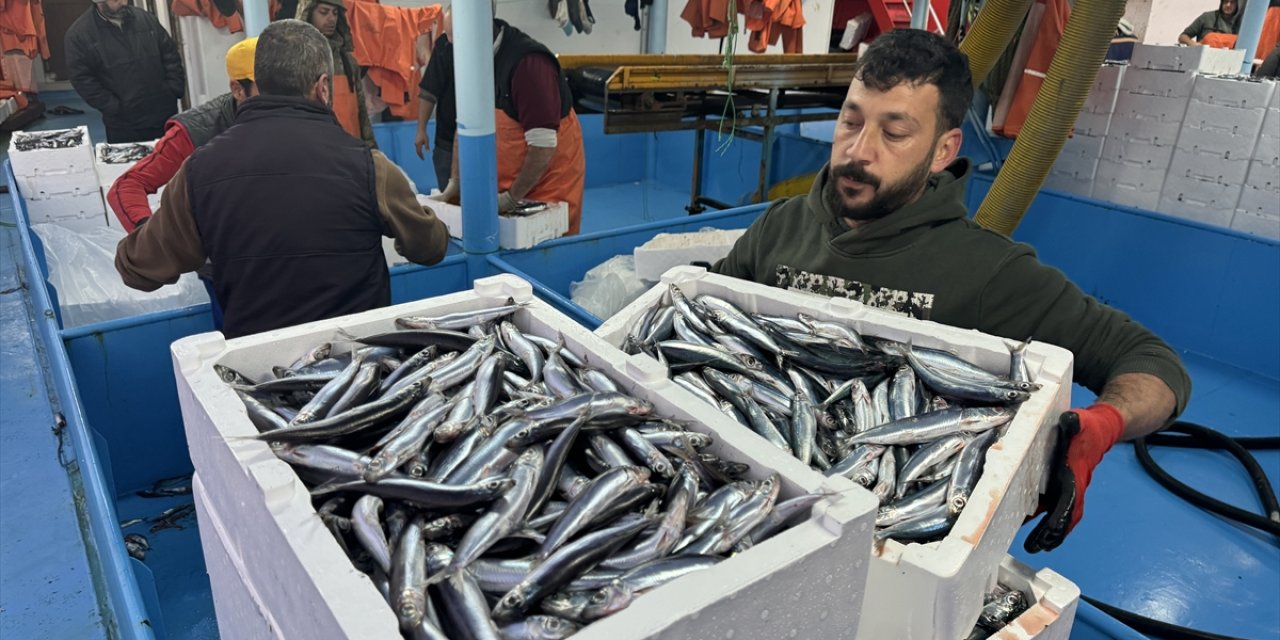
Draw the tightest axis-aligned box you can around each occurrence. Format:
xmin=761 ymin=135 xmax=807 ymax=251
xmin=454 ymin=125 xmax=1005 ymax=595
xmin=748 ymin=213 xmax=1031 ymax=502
xmin=1158 ymin=175 xmax=1242 ymax=226
xmin=1245 ymin=158 xmax=1280 ymax=192
xmin=1120 ymin=67 xmax=1196 ymax=99
xmin=192 ymin=472 xmax=282 ymax=639
xmin=422 ymin=196 xmax=570 ymax=249
xmin=9 ymin=126 xmax=96 ymax=177
xmin=595 ymin=268 xmax=1074 ymax=640
xmin=13 ymin=170 xmax=100 ymax=202
xmin=1264 ymin=103 xmax=1280 ymax=135
xmin=25 ymin=191 xmax=107 ymax=227
xmin=1253 ymin=133 xmax=1280 ymax=167
xmin=633 ymin=228 xmax=747 ymax=282
xmin=1183 ymin=99 xmax=1267 ymax=139
xmin=1059 ymin=132 xmax=1106 ymax=161
xmin=1092 ymin=159 xmax=1165 ymax=211
xmin=1083 ymin=65 xmax=1125 ymax=113
xmin=1112 ymin=91 xmax=1191 ymax=126
xmin=1071 ymin=109 xmax=1113 ymax=138
xmin=1190 ymin=76 xmax=1276 ymax=110
xmin=1101 ymin=134 xmax=1175 ymax=170
xmin=1237 ymin=184 xmax=1280 ymax=216
xmin=983 ymin=556 xmax=1081 ymax=640
xmin=1231 ymin=208 xmax=1280 ymax=240
xmin=1129 ymin=44 xmax=1244 ymax=75
xmin=171 ymin=274 xmax=876 ymax=640
xmin=94 ymin=141 xmax=157 ymax=190
xmin=1168 ymin=148 xmax=1252 ymax=185
xmin=1042 ymin=169 xmax=1095 ymax=198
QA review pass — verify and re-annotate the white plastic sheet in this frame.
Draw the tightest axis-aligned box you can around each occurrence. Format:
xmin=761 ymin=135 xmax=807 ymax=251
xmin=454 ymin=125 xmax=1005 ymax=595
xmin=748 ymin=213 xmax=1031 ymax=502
xmin=569 ymin=254 xmax=651 ymax=320
xmin=33 ymin=223 xmax=209 ymax=327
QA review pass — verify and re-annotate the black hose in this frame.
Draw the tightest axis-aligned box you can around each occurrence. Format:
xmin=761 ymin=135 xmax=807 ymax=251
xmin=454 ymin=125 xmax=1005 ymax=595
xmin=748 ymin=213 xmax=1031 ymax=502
xmin=1133 ymin=422 xmax=1280 ymax=535
xmin=1081 ymin=595 xmax=1248 ymax=640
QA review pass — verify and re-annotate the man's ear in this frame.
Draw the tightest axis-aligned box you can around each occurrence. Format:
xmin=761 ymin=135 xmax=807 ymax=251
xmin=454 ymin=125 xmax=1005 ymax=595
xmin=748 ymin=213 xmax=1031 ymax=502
xmin=313 ymin=73 xmax=332 ymax=107
xmin=931 ymin=127 xmax=963 ymax=173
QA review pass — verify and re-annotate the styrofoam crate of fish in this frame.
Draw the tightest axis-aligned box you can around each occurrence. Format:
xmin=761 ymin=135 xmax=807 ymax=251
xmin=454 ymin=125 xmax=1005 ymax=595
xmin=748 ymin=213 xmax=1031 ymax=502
xmin=9 ymin=126 xmax=96 ymax=177
xmin=633 ymin=228 xmax=747 ymax=282
xmin=171 ymin=273 xmax=877 ymax=640
xmin=968 ymin=556 xmax=1080 ymax=640
xmin=594 ymin=267 xmax=1074 ymax=640
xmin=423 ymin=196 xmax=570 ymax=249
xmin=94 ymin=141 xmax=157 ymax=190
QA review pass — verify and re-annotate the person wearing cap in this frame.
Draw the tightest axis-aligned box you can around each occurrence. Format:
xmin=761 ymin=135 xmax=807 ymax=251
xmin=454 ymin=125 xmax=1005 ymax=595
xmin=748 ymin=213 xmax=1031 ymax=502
xmin=297 ymin=0 xmax=376 ymax=147
xmin=108 ymin=38 xmax=259 ymax=234
xmin=115 ymin=20 xmax=448 ymax=339
xmin=65 ymin=0 xmax=186 ymax=143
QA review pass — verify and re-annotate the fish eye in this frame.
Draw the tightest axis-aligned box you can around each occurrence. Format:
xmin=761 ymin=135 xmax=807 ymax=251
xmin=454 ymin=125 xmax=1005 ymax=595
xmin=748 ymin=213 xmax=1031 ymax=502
xmin=591 ymin=591 xmax=607 ymax=603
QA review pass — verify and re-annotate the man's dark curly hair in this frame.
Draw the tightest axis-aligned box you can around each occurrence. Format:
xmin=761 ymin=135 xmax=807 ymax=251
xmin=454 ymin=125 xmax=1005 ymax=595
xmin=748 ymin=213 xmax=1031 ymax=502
xmin=854 ymin=29 xmax=974 ymax=133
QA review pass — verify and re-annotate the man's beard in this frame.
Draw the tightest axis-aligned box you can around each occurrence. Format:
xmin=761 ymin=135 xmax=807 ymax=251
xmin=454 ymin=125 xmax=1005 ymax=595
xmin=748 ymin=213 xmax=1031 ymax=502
xmin=99 ymin=3 xmax=126 ymax=18
xmin=823 ymin=150 xmax=936 ymax=223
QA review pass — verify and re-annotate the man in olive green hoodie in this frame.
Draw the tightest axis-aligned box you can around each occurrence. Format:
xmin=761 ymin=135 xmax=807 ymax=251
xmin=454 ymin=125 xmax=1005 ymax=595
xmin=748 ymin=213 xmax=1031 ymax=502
xmin=716 ymin=29 xmax=1191 ymax=553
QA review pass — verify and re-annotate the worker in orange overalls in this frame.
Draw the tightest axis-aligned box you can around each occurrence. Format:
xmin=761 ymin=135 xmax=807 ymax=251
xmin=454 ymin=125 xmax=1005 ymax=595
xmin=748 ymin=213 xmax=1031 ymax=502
xmin=297 ymin=0 xmax=376 ymax=147
xmin=1179 ymin=0 xmax=1240 ymax=47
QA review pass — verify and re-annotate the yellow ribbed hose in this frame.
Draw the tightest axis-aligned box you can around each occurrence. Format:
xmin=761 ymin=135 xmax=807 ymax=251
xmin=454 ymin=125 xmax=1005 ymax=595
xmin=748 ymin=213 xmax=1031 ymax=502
xmin=973 ymin=0 xmax=1127 ymax=235
xmin=958 ymin=0 xmax=1035 ymax=88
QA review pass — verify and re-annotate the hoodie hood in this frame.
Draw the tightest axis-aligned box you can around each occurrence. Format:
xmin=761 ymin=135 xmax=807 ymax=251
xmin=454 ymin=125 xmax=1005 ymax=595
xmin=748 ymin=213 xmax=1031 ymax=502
xmin=297 ymin=0 xmax=353 ymax=53
xmin=806 ymin=158 xmax=972 ymax=255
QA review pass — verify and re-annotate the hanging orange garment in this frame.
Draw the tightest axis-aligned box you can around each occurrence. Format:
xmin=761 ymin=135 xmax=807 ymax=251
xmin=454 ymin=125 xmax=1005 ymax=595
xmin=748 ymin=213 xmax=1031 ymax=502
xmin=682 ymin=0 xmax=735 ymax=38
xmin=346 ymin=1 xmax=441 ymax=119
xmin=745 ymin=0 xmax=803 ymax=53
xmin=495 ymin=109 xmax=587 ymax=236
xmin=0 ymin=0 xmax=46 ymax=58
xmin=1255 ymin=7 xmax=1280 ymax=59
xmin=997 ymin=0 xmax=1070 ymax=138
xmin=171 ymin=0 xmax=244 ymax=32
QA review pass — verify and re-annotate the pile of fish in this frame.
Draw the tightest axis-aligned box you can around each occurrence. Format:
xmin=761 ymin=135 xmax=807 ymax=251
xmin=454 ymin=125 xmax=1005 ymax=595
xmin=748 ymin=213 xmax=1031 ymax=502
xmin=99 ymin=142 xmax=155 ymax=164
xmin=965 ymin=583 xmax=1031 ymax=639
xmin=621 ymin=284 xmax=1039 ymax=544
xmin=12 ymin=128 xmax=85 ymax=151
xmin=223 ymin=301 xmax=824 ymax=640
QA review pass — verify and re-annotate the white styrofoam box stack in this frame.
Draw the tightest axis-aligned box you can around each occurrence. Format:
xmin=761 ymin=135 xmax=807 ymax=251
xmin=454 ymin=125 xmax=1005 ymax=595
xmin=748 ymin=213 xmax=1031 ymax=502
xmin=171 ymin=274 xmax=876 ymax=640
xmin=1129 ymin=43 xmax=1245 ymax=76
xmin=1235 ymin=91 xmax=1280 ymax=237
xmin=94 ymin=141 xmax=157 ymax=191
xmin=1045 ymin=133 xmax=1105 ymax=196
xmin=1070 ymin=65 xmax=1126 ymax=138
xmin=595 ymin=267 xmax=1074 ymax=640
xmin=11 ymin=126 xmax=108 ymax=227
xmin=632 ymin=228 xmax=747 ymax=281
xmin=421 ymin=195 xmax=570 ymax=249
xmin=982 ymin=556 xmax=1081 ymax=640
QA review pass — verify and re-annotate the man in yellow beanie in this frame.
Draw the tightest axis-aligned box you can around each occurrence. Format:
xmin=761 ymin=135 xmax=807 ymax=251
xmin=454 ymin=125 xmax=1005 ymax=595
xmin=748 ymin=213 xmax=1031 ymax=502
xmin=107 ymin=37 xmax=258 ymax=329
xmin=107 ymin=37 xmax=259 ymax=233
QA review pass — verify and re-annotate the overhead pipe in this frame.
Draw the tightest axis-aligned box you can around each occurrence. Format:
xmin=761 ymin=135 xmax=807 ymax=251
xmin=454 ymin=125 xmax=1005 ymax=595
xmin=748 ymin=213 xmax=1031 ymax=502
xmin=453 ymin=0 xmax=500 ymax=256
xmin=911 ymin=0 xmax=929 ymax=31
xmin=973 ymin=0 xmax=1128 ymax=235
xmin=1236 ymin=0 xmax=1271 ymax=75
xmin=242 ymin=0 xmax=269 ymax=36
xmin=958 ymin=0 xmax=1035 ymax=88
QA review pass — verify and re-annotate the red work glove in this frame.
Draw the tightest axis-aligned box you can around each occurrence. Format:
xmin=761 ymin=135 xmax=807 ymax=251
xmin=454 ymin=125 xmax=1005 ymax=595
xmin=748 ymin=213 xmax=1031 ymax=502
xmin=1024 ymin=403 xmax=1125 ymax=552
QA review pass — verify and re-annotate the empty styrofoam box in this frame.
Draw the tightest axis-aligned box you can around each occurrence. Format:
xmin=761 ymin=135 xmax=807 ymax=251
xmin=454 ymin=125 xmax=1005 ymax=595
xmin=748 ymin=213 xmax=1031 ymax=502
xmin=421 ymin=195 xmax=570 ymax=249
xmin=595 ymin=267 xmax=1074 ymax=640
xmin=1059 ymin=132 xmax=1106 ymax=161
xmin=171 ymin=274 xmax=876 ymax=640
xmin=1113 ymin=90 xmax=1191 ymax=124
xmin=1253 ymin=132 xmax=1280 ymax=167
xmin=25 ymin=191 xmax=107 ymax=227
xmin=981 ymin=556 xmax=1081 ymax=640
xmin=1245 ymin=158 xmax=1280 ymax=192
xmin=9 ymin=126 xmax=96 ymax=177
xmin=1049 ymin=152 xmax=1099 ymax=181
xmin=1158 ymin=175 xmax=1242 ymax=226
xmin=633 ymin=228 xmax=747 ymax=282
xmin=1237 ymin=184 xmax=1280 ymax=216
xmin=1168 ymin=148 xmax=1251 ymax=186
xmin=1101 ymin=134 xmax=1176 ymax=170
xmin=1072 ymin=109 xmax=1113 ymax=138
xmin=1231 ymin=208 xmax=1280 ymax=240
xmin=1190 ymin=75 xmax=1276 ymax=110
xmin=1083 ymin=64 xmax=1125 ymax=111
xmin=192 ymin=473 xmax=279 ymax=640
xmin=1183 ymin=99 xmax=1267 ymax=139
xmin=1264 ymin=104 xmax=1280 ymax=136
xmin=839 ymin=12 xmax=873 ymax=50
xmin=1129 ymin=44 xmax=1244 ymax=76
xmin=13 ymin=170 xmax=101 ymax=202
xmin=1042 ymin=168 xmax=1096 ymax=198
xmin=94 ymin=141 xmax=157 ymax=190
xmin=1121 ymin=67 xmax=1196 ymax=99
xmin=1092 ymin=159 xmax=1165 ymax=211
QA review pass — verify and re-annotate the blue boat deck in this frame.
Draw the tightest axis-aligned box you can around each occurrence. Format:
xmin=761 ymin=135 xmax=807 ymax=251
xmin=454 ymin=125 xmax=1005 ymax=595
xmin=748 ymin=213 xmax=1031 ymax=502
xmin=1 ymin=93 xmax=1277 ymax=640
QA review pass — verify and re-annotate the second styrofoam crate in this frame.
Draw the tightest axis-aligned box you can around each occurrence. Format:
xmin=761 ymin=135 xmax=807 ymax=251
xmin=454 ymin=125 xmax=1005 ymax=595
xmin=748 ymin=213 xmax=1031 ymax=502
xmin=171 ymin=274 xmax=876 ymax=640
xmin=1245 ymin=157 xmax=1280 ymax=193
xmin=595 ymin=267 xmax=1074 ymax=640
xmin=1237 ymin=183 xmax=1280 ymax=217
xmin=192 ymin=472 xmax=281 ymax=640
xmin=982 ymin=557 xmax=1081 ymax=640
xmin=422 ymin=196 xmax=569 ymax=249
xmin=1129 ymin=43 xmax=1244 ymax=75
xmin=94 ymin=141 xmax=157 ymax=190
xmin=1120 ymin=67 xmax=1196 ymax=99
xmin=13 ymin=170 xmax=100 ymax=202
xmin=1190 ymin=75 xmax=1275 ymax=110
xmin=25 ymin=191 xmax=107 ymax=227
xmin=633 ymin=228 xmax=746 ymax=281
xmin=1231 ymin=209 xmax=1280 ymax=240
xmin=1158 ymin=175 xmax=1241 ymax=227
xmin=9 ymin=126 xmax=95 ymax=177
xmin=1045 ymin=149 xmax=1098 ymax=197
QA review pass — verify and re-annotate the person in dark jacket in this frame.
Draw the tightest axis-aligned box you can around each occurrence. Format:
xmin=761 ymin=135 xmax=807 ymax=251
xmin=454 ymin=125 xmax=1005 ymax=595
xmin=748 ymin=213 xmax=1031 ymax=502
xmin=65 ymin=0 xmax=186 ymax=142
xmin=1179 ymin=0 xmax=1240 ymax=46
xmin=715 ymin=30 xmax=1191 ymax=553
xmin=414 ymin=10 xmax=456 ymax=193
xmin=114 ymin=19 xmax=449 ymax=339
